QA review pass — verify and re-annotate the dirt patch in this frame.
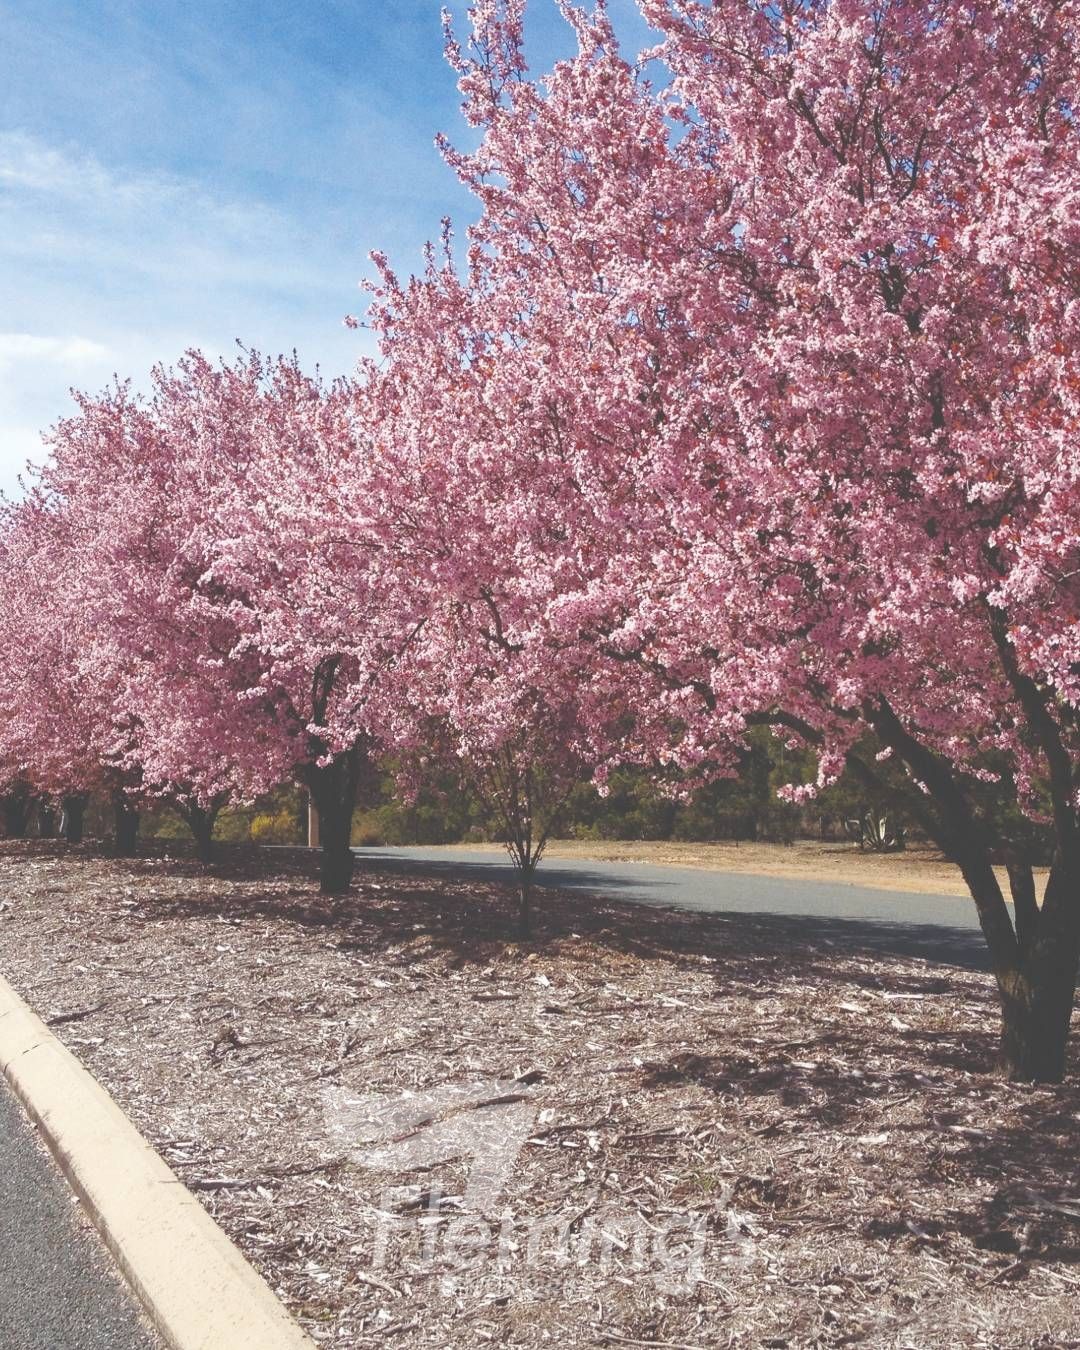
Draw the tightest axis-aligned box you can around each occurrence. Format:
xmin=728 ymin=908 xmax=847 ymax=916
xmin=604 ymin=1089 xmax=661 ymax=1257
xmin=450 ymin=838 xmax=1048 ymax=903
xmin=0 ymin=841 xmax=1077 ymax=1349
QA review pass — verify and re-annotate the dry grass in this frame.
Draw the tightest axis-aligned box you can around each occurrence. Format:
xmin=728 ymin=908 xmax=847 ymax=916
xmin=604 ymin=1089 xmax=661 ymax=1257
xmin=0 ymin=841 xmax=1077 ymax=1349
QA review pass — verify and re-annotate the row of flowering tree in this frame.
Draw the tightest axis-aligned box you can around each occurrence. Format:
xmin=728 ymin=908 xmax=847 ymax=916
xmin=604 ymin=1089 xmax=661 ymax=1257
xmin=1 ymin=0 xmax=1078 ymax=1082
xmin=0 ymin=344 xmax=612 ymax=907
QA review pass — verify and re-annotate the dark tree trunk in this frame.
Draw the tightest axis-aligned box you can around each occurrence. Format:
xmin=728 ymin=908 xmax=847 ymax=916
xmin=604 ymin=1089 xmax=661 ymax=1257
xmin=995 ymin=866 xmax=1080 ymax=1082
xmin=862 ymin=697 xmax=1080 ymax=1084
xmin=62 ymin=793 xmax=88 ymax=844
xmin=36 ymin=801 xmax=57 ymax=838
xmin=999 ymin=962 xmax=1076 ymax=1082
xmin=305 ymin=747 xmax=365 ymax=895
xmin=180 ymin=802 xmax=220 ymax=863
xmin=189 ymin=809 xmax=214 ymax=863
xmin=518 ymin=872 xmax=533 ymax=940
xmin=2 ymin=787 xmax=33 ymax=838
xmin=969 ymin=877 xmax=1079 ymax=1083
xmin=112 ymin=791 xmax=140 ymax=858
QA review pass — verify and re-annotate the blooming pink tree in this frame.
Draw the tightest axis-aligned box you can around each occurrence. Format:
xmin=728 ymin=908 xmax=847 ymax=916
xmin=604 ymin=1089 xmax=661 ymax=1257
xmin=354 ymin=223 xmax=697 ymax=936
xmin=59 ymin=352 xmax=424 ymax=887
xmin=0 ymin=404 xmax=152 ymax=853
xmin=1 ymin=351 xmax=425 ymax=880
xmin=372 ymin=0 xmax=1080 ymax=1079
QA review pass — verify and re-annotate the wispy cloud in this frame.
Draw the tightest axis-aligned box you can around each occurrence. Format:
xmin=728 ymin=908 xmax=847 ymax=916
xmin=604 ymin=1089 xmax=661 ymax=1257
xmin=0 ymin=331 xmax=111 ymax=367
xmin=0 ymin=130 xmax=346 ymax=296
xmin=0 ymin=131 xmax=154 ymax=203
xmin=0 ymin=131 xmax=372 ymax=494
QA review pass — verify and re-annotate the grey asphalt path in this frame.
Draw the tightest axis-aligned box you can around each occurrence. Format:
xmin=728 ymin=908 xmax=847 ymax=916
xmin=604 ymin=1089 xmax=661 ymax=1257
xmin=355 ymin=845 xmax=992 ymax=970
xmin=0 ymin=1078 xmax=163 ymax=1350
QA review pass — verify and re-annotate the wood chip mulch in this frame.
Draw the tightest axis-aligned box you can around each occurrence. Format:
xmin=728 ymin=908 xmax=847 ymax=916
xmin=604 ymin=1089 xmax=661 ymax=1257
xmin=0 ymin=841 xmax=1078 ymax=1349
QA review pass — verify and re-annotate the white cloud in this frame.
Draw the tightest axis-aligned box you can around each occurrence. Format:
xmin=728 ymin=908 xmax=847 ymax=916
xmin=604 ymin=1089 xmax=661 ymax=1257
xmin=0 ymin=131 xmax=375 ymax=498
xmin=0 ymin=130 xmax=339 ymax=296
xmin=0 ymin=131 xmax=271 ymax=237
xmin=0 ymin=133 xmax=73 ymax=191
xmin=0 ymin=333 xmax=111 ymax=368
xmin=0 ymin=131 xmax=114 ymax=198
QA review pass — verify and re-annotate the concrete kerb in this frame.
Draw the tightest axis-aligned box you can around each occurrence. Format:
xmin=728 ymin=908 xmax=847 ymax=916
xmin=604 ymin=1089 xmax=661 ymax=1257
xmin=0 ymin=974 xmax=315 ymax=1350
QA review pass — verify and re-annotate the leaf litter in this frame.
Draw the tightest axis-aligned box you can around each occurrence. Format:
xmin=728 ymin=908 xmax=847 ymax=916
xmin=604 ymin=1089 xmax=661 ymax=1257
xmin=0 ymin=841 xmax=1078 ymax=1348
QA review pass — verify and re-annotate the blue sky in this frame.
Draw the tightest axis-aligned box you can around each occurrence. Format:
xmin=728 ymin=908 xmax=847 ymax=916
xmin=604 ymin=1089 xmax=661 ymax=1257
xmin=0 ymin=1 xmax=655 ymax=496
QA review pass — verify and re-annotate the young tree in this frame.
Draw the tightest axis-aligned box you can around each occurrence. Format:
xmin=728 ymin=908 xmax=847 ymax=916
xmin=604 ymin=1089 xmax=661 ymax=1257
xmin=403 ymin=594 xmax=639 ymax=937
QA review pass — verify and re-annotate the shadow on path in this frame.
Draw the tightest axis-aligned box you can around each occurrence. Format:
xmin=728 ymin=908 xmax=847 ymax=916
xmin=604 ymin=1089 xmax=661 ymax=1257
xmin=356 ymin=848 xmax=990 ymax=971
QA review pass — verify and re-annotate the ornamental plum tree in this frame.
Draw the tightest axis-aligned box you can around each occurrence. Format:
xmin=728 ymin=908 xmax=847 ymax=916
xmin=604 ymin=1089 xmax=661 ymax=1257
xmin=355 ymin=229 xmax=697 ymax=937
xmin=0 ymin=450 xmax=148 ymax=854
xmin=393 ymin=0 xmax=1080 ymax=1079
xmin=44 ymin=352 xmax=421 ymax=890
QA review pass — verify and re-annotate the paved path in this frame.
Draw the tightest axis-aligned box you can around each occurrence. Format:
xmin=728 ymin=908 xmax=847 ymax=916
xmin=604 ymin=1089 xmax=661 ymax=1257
xmin=355 ymin=845 xmax=992 ymax=969
xmin=0 ymin=1078 xmax=162 ymax=1350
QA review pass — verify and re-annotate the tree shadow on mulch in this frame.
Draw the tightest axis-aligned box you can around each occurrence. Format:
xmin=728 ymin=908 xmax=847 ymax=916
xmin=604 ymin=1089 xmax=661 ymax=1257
xmin=95 ymin=839 xmax=992 ymax=999
xmin=0 ymin=839 xmax=994 ymax=1038
xmin=9 ymin=838 xmax=1080 ymax=1279
xmin=640 ymin=1026 xmax=1080 ymax=1268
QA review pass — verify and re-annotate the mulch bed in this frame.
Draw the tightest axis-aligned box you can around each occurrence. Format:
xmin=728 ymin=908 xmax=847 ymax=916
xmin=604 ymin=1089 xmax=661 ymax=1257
xmin=0 ymin=840 xmax=1078 ymax=1348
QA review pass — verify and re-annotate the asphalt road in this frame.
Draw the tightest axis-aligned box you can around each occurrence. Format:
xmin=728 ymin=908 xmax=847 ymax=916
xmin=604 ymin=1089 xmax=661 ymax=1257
xmin=355 ymin=845 xmax=991 ymax=969
xmin=0 ymin=1079 xmax=163 ymax=1350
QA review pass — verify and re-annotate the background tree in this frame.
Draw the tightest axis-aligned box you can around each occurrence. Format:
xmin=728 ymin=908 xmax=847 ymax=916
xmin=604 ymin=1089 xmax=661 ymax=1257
xmin=47 ymin=352 xmax=426 ymax=890
xmin=0 ymin=447 xmax=147 ymax=855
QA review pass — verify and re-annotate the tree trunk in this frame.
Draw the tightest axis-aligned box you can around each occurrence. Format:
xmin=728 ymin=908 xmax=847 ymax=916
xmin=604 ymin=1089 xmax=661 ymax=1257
xmin=181 ymin=802 xmax=219 ymax=863
xmin=37 ymin=801 xmax=57 ymax=838
xmin=189 ymin=809 xmax=215 ymax=863
xmin=999 ymin=956 xmax=1077 ymax=1082
xmin=519 ymin=873 xmax=533 ymax=940
xmin=863 ymin=694 xmax=1080 ymax=1083
xmin=112 ymin=791 xmax=140 ymax=858
xmin=3 ymin=788 xmax=32 ymax=838
xmin=62 ymin=793 xmax=88 ymax=844
xmin=305 ymin=747 xmax=364 ymax=895
xmin=945 ymin=854 xmax=1078 ymax=1083
xmin=995 ymin=865 xmax=1080 ymax=1082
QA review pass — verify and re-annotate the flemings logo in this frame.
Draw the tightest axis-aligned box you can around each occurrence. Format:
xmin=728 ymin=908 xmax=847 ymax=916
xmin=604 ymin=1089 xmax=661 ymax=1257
xmin=323 ymin=1077 xmax=746 ymax=1297
xmin=324 ymin=1078 xmax=539 ymax=1216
